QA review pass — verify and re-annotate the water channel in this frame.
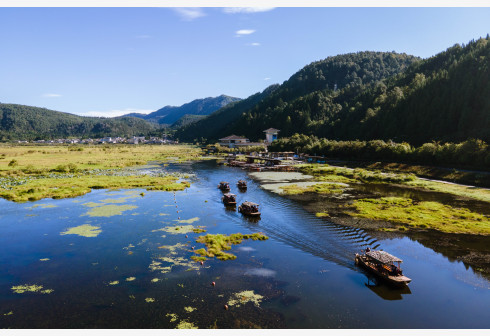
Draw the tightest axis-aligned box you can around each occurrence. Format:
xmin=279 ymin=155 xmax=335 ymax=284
xmin=0 ymin=160 xmax=489 ymax=328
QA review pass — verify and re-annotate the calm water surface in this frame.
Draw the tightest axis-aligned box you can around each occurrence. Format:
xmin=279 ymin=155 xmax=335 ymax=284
xmin=0 ymin=160 xmax=489 ymax=328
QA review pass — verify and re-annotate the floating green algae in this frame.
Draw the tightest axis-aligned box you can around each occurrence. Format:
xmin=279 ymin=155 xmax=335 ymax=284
xmin=126 ymin=277 xmax=136 ymax=282
xmin=156 ymin=256 xmax=201 ymax=272
xmin=148 ymin=260 xmax=172 ymax=273
xmin=145 ymin=298 xmax=155 ymax=303
xmin=99 ymin=195 xmax=139 ymax=204
xmin=166 ymin=313 xmax=178 ymax=322
xmin=176 ymin=320 xmax=198 ymax=329
xmin=39 ymin=258 xmax=50 ymax=261
xmin=158 ymin=242 xmax=188 ymax=255
xmin=30 ymin=204 xmax=58 ymax=209
xmin=151 ymin=278 xmax=160 ymax=283
xmin=153 ymin=224 xmax=206 ymax=235
xmin=4 ymin=311 xmax=13 ymax=316
xmin=175 ymin=217 xmax=200 ymax=224
xmin=60 ymin=224 xmax=102 ymax=237
xmin=227 ymin=290 xmax=263 ymax=308
xmin=84 ymin=204 xmax=138 ymax=217
xmin=316 ymin=212 xmax=329 ymax=217
xmin=184 ymin=306 xmax=196 ymax=313
xmin=349 ymin=197 xmax=490 ymax=235
xmin=11 ymin=284 xmax=54 ymax=294
xmin=108 ymin=281 xmax=119 ymax=285
xmin=159 ymin=213 xmax=169 ymax=216
xmin=194 ymin=233 xmax=268 ymax=261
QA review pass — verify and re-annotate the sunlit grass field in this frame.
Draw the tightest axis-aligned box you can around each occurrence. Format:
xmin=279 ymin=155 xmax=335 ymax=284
xmin=0 ymin=144 xmax=204 ymax=202
xmin=0 ymin=144 xmax=204 ymax=174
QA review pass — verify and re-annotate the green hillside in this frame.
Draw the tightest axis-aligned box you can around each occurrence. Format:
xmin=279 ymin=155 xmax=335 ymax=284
xmin=0 ymin=104 xmax=159 ymax=140
xmin=325 ymin=37 xmax=490 ymax=144
xmin=176 ymin=51 xmax=419 ymax=142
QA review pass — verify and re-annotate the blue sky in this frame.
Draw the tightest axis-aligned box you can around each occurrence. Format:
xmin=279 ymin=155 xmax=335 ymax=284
xmin=1 ymin=7 xmax=489 ymax=117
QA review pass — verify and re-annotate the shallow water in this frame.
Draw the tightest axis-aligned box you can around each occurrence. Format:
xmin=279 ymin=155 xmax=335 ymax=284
xmin=0 ymin=160 xmax=489 ymax=328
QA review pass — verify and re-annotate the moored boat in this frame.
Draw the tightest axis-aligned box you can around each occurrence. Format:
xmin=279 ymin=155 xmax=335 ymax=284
xmin=355 ymin=249 xmax=411 ymax=287
xmin=222 ymin=193 xmax=237 ymax=206
xmin=238 ymin=201 xmax=261 ymax=217
xmin=218 ymin=181 xmax=231 ymax=191
xmin=237 ymin=179 xmax=247 ymax=189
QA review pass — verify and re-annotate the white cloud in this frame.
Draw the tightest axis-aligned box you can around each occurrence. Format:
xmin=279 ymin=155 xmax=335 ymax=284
xmin=172 ymin=8 xmax=206 ymax=21
xmin=247 ymin=42 xmax=261 ymax=46
xmin=236 ymin=29 xmax=256 ymax=37
xmin=135 ymin=35 xmax=151 ymax=39
xmin=223 ymin=7 xmax=276 ymax=14
xmin=264 ymin=77 xmax=271 ymax=81
xmin=42 ymin=93 xmax=62 ymax=98
xmin=78 ymin=108 xmax=154 ymax=118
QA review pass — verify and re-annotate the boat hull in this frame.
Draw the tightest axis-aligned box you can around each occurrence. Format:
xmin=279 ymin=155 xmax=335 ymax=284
xmin=355 ymin=254 xmax=411 ymax=287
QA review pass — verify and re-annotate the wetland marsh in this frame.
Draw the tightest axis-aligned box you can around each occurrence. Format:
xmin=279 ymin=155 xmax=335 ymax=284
xmin=0 ymin=148 xmax=489 ymax=328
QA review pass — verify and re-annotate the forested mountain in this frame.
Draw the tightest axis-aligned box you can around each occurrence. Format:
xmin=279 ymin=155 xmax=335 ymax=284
xmin=176 ymin=51 xmax=419 ymax=142
xmin=175 ymin=85 xmax=280 ymax=142
xmin=127 ymin=95 xmax=241 ymax=126
xmin=0 ymin=104 xmax=159 ymax=140
xmin=324 ymin=37 xmax=490 ymax=144
xmin=178 ymin=37 xmax=490 ymax=145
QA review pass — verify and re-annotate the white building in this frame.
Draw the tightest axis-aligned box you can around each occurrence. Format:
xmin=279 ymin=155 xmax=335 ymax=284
xmin=264 ymin=128 xmax=280 ymax=143
xmin=218 ymin=135 xmax=250 ymax=148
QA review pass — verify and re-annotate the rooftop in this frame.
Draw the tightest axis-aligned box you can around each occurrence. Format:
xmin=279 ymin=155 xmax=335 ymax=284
xmin=219 ymin=135 xmax=249 ymax=141
xmin=366 ymin=250 xmax=403 ymax=263
xmin=263 ymin=128 xmax=280 ymax=133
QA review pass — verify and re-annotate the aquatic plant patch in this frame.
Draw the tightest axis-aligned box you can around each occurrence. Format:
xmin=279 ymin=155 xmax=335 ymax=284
xmin=175 ymin=217 xmax=200 ymax=224
xmin=153 ymin=224 xmax=206 ymax=235
xmin=158 ymin=242 xmax=189 ymax=255
xmin=11 ymin=284 xmax=54 ymax=294
xmin=60 ymin=224 xmax=102 ymax=237
xmin=227 ymin=290 xmax=263 ymax=308
xmin=348 ymin=197 xmax=490 ymax=235
xmin=84 ymin=204 xmax=138 ymax=217
xmin=194 ymin=233 xmax=268 ymax=260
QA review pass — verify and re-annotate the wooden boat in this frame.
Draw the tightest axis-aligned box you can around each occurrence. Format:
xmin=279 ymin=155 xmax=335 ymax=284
xmin=218 ymin=181 xmax=231 ymax=191
xmin=238 ymin=201 xmax=261 ymax=217
xmin=355 ymin=249 xmax=411 ymax=287
xmin=237 ymin=179 xmax=247 ymax=189
xmin=222 ymin=193 xmax=237 ymax=206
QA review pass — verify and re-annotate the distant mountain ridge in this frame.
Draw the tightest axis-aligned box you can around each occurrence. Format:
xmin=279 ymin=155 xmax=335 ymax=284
xmin=123 ymin=94 xmax=241 ymax=126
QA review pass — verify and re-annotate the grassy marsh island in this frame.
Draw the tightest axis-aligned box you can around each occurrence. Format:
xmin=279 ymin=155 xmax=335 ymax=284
xmin=0 ymin=144 xmax=204 ymax=202
xmin=348 ymin=197 xmax=490 ymax=235
xmin=298 ymin=163 xmax=490 ymax=203
xmin=194 ymin=233 xmax=269 ymax=261
xmin=252 ymin=165 xmax=490 ymax=236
